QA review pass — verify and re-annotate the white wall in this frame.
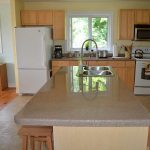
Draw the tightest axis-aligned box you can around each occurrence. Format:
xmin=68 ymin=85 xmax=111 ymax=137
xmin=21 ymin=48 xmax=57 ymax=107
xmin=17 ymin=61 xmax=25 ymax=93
xmin=0 ymin=1 xmax=15 ymax=87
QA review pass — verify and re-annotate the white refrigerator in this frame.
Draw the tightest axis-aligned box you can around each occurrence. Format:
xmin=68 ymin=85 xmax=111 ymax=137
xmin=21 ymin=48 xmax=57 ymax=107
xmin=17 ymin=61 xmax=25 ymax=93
xmin=15 ymin=27 xmax=53 ymax=94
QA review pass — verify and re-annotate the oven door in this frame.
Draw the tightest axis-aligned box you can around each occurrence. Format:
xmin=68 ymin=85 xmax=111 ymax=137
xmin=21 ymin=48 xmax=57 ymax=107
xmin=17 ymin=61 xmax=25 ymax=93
xmin=134 ymin=60 xmax=150 ymax=95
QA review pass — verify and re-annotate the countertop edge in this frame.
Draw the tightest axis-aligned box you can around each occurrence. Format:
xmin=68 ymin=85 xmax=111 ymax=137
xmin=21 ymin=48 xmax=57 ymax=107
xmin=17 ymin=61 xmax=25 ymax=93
xmin=51 ymin=57 xmax=135 ymax=61
xmin=14 ymin=117 xmax=150 ymax=127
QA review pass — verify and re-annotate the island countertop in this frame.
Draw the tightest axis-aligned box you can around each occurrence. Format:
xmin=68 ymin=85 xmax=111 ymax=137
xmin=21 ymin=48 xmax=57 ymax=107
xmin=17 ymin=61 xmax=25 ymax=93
xmin=15 ymin=66 xmax=150 ymax=127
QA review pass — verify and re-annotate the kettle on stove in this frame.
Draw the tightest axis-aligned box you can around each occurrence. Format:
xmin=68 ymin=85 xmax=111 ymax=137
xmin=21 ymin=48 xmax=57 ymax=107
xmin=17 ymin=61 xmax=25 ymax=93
xmin=134 ymin=49 xmax=143 ymax=59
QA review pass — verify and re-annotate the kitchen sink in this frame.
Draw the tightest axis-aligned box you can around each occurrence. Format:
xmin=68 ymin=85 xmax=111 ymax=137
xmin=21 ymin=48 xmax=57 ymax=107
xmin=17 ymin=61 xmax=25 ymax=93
xmin=76 ymin=66 xmax=114 ymax=77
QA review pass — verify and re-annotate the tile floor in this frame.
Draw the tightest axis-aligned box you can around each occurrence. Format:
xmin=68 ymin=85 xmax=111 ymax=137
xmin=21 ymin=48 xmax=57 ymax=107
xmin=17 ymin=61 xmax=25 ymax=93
xmin=0 ymin=95 xmax=32 ymax=150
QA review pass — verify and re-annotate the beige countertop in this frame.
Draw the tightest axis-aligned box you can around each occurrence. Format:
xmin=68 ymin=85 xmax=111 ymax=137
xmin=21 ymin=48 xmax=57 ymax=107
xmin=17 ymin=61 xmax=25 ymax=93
xmin=52 ymin=57 xmax=135 ymax=61
xmin=15 ymin=66 xmax=150 ymax=127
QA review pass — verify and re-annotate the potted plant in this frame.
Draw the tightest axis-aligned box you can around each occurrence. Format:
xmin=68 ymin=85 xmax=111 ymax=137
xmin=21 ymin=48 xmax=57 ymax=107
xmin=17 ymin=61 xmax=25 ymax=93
xmin=85 ymin=41 xmax=89 ymax=51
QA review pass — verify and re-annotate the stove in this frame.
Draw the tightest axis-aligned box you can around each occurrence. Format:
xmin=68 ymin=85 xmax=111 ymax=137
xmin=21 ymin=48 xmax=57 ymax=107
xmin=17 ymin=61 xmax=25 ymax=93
xmin=132 ymin=47 xmax=150 ymax=95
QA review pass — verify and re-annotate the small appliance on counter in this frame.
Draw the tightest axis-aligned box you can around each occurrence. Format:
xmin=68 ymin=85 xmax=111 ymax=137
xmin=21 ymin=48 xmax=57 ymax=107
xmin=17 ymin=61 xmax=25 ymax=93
xmin=97 ymin=50 xmax=108 ymax=58
xmin=54 ymin=45 xmax=62 ymax=58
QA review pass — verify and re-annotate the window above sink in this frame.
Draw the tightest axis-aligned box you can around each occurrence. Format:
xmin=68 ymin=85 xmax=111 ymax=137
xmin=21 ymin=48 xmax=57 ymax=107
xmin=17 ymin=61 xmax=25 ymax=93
xmin=66 ymin=11 xmax=113 ymax=52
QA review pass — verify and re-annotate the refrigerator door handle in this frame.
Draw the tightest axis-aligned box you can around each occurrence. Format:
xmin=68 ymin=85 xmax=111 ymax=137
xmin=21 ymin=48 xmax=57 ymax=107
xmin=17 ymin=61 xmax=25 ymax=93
xmin=41 ymin=34 xmax=46 ymax=68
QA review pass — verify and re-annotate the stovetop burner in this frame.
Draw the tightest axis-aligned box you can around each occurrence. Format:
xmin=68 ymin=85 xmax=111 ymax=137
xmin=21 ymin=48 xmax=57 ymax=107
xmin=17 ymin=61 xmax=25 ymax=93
xmin=132 ymin=47 xmax=150 ymax=54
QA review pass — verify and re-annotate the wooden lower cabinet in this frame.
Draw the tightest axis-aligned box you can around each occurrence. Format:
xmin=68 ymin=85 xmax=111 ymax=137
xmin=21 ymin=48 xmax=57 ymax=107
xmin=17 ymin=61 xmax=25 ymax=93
xmin=125 ymin=61 xmax=135 ymax=90
xmin=113 ymin=67 xmax=125 ymax=82
xmin=88 ymin=61 xmax=108 ymax=66
xmin=69 ymin=61 xmax=79 ymax=66
xmin=52 ymin=60 xmax=69 ymax=76
xmin=52 ymin=60 xmax=135 ymax=90
xmin=0 ymin=64 xmax=8 ymax=91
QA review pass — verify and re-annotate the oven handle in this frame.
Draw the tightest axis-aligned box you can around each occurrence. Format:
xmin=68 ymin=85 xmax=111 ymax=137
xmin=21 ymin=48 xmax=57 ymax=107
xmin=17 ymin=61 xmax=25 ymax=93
xmin=142 ymin=62 xmax=150 ymax=67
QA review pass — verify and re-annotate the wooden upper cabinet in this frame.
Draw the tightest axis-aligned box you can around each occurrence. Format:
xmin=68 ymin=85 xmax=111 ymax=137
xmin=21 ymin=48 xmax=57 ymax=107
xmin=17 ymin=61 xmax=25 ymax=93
xmin=37 ymin=10 xmax=53 ymax=25
xmin=135 ymin=9 xmax=150 ymax=24
xmin=119 ymin=9 xmax=135 ymax=40
xmin=21 ymin=10 xmax=37 ymax=25
xmin=20 ymin=10 xmax=65 ymax=40
xmin=119 ymin=9 xmax=150 ymax=40
xmin=21 ymin=10 xmax=53 ymax=26
xmin=53 ymin=10 xmax=65 ymax=40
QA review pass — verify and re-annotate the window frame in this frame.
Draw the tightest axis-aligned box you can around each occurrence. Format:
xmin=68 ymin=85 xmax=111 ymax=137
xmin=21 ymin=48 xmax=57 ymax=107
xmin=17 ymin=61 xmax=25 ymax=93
xmin=66 ymin=11 xmax=113 ymax=52
xmin=0 ymin=27 xmax=2 ymax=53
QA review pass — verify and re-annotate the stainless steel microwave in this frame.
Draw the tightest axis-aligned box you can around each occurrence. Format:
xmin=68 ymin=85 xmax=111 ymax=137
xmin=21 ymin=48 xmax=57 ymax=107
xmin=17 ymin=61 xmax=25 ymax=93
xmin=134 ymin=24 xmax=150 ymax=41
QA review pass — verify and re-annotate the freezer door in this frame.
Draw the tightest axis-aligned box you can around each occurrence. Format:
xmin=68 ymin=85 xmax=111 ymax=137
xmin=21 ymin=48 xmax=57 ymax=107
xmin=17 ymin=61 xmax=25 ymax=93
xmin=18 ymin=69 xmax=50 ymax=94
xmin=15 ymin=27 xmax=52 ymax=69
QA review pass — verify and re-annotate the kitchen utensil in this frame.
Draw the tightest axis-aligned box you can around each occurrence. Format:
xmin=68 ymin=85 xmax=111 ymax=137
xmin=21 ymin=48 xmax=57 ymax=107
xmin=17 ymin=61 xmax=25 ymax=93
xmin=122 ymin=44 xmax=132 ymax=59
xmin=98 ymin=50 xmax=108 ymax=58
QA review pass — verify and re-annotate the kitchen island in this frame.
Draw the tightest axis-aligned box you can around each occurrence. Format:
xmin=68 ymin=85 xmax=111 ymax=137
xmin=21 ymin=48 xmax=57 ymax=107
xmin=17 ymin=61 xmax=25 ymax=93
xmin=15 ymin=66 xmax=150 ymax=150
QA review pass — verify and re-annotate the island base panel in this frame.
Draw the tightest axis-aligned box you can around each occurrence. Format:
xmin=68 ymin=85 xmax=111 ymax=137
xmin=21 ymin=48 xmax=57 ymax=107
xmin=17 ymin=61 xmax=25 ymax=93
xmin=53 ymin=127 xmax=148 ymax=150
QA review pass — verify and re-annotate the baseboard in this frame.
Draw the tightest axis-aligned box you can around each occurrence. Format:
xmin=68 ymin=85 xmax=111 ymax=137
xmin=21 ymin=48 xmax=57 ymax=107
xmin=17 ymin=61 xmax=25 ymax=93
xmin=8 ymin=83 xmax=16 ymax=88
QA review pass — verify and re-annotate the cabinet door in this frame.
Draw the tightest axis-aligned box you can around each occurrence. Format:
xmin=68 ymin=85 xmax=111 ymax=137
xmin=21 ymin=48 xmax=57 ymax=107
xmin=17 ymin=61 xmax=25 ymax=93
xmin=52 ymin=67 xmax=61 ymax=76
xmin=69 ymin=61 xmax=79 ymax=66
xmin=52 ymin=61 xmax=69 ymax=75
xmin=125 ymin=61 xmax=135 ymax=90
xmin=113 ymin=68 xmax=125 ymax=83
xmin=53 ymin=10 xmax=65 ymax=40
xmin=107 ymin=61 xmax=125 ymax=68
xmin=119 ymin=9 xmax=135 ymax=40
xmin=37 ymin=10 xmax=53 ymax=25
xmin=21 ymin=10 xmax=37 ymax=25
xmin=135 ymin=9 xmax=150 ymax=24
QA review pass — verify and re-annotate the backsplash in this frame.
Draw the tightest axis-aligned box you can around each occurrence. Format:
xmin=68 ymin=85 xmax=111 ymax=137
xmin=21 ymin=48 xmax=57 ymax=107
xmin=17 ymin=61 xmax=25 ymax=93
xmin=53 ymin=40 xmax=150 ymax=56
xmin=116 ymin=40 xmax=150 ymax=54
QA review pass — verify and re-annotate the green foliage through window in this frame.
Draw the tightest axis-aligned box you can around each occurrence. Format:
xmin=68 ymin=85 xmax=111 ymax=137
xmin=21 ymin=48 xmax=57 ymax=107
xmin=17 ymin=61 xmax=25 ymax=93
xmin=69 ymin=13 xmax=112 ymax=51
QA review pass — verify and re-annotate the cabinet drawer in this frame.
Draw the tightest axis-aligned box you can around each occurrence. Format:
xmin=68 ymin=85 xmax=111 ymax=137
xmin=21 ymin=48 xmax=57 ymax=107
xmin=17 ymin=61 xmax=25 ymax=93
xmin=88 ymin=61 xmax=108 ymax=66
xmin=107 ymin=61 xmax=125 ymax=67
xmin=125 ymin=61 xmax=135 ymax=67
xmin=52 ymin=61 xmax=69 ymax=67
xmin=69 ymin=61 xmax=79 ymax=66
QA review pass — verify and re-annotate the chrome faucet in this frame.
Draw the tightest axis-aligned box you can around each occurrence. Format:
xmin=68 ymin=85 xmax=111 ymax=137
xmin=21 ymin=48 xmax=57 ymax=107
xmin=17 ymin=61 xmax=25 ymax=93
xmin=79 ymin=39 xmax=98 ymax=74
xmin=81 ymin=39 xmax=98 ymax=59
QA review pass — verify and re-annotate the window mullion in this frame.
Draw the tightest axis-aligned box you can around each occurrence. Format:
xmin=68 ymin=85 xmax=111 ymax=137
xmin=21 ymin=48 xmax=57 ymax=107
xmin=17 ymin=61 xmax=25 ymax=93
xmin=70 ymin=17 xmax=73 ymax=50
xmin=89 ymin=17 xmax=92 ymax=49
xmin=89 ymin=17 xmax=92 ymax=39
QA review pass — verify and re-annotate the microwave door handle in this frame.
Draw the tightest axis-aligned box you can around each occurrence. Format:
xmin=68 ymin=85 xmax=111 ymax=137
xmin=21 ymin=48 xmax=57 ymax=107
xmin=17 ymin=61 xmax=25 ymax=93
xmin=147 ymin=64 xmax=150 ymax=66
xmin=134 ymin=28 xmax=138 ymax=40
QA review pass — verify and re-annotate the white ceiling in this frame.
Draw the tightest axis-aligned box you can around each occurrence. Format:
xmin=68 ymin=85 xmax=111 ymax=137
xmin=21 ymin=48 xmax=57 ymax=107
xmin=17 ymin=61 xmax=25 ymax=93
xmin=23 ymin=0 xmax=150 ymax=2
